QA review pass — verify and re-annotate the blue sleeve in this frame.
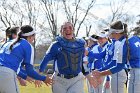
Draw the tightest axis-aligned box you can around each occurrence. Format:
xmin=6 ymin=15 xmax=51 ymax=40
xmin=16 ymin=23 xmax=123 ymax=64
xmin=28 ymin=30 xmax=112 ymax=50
xmin=17 ymin=63 xmax=27 ymax=80
xmin=17 ymin=70 xmax=27 ymax=80
xmin=88 ymin=50 xmax=106 ymax=59
xmin=25 ymin=63 xmax=46 ymax=81
xmin=39 ymin=42 xmax=58 ymax=72
xmin=106 ymin=76 xmax=110 ymax=81
xmin=110 ymin=63 xmax=125 ymax=74
xmin=99 ymin=60 xmax=116 ymax=71
xmin=20 ymin=67 xmax=26 ymax=74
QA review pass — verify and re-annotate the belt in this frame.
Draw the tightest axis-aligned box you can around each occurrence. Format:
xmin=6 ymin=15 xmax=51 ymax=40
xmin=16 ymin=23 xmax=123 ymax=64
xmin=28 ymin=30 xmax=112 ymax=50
xmin=57 ymin=73 xmax=78 ymax=79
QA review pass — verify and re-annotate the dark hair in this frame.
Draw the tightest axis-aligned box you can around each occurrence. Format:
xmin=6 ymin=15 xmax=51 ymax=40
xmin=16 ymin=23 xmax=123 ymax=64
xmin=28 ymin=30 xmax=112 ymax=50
xmin=111 ymin=20 xmax=130 ymax=61
xmin=5 ymin=27 xmax=19 ymax=41
xmin=104 ymin=28 xmax=109 ymax=32
xmin=91 ymin=34 xmax=99 ymax=39
xmin=62 ymin=22 xmax=74 ymax=31
xmin=10 ymin=25 xmax=34 ymax=50
xmin=5 ymin=27 xmax=11 ymax=42
xmin=110 ymin=21 xmax=128 ymax=34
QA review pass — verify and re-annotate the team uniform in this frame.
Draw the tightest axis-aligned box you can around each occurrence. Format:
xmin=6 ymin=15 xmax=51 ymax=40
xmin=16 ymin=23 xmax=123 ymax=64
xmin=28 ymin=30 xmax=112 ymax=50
xmin=0 ymin=39 xmax=46 ymax=93
xmin=39 ymin=36 xmax=88 ymax=93
xmin=88 ymin=41 xmax=112 ymax=93
xmin=91 ymin=37 xmax=127 ymax=93
xmin=128 ymin=36 xmax=140 ymax=93
xmin=0 ymin=39 xmax=27 ymax=80
xmin=98 ymin=37 xmax=127 ymax=93
xmin=109 ymin=36 xmax=140 ymax=93
xmin=86 ymin=43 xmax=102 ymax=93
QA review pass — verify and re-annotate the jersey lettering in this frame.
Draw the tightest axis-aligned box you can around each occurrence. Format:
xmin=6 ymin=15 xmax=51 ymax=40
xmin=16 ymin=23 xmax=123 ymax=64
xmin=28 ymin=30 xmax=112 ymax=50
xmin=134 ymin=42 xmax=140 ymax=47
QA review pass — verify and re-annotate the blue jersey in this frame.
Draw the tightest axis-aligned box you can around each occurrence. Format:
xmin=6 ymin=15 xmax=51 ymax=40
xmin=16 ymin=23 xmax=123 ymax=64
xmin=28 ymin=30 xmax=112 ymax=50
xmin=0 ymin=38 xmax=46 ymax=81
xmin=109 ymin=36 xmax=140 ymax=74
xmin=96 ymin=39 xmax=117 ymax=72
xmin=0 ymin=39 xmax=27 ymax=79
xmin=128 ymin=36 xmax=140 ymax=68
xmin=88 ymin=41 xmax=110 ymax=67
xmin=88 ymin=43 xmax=103 ymax=70
xmin=39 ymin=36 xmax=86 ymax=75
xmin=88 ymin=41 xmax=111 ymax=81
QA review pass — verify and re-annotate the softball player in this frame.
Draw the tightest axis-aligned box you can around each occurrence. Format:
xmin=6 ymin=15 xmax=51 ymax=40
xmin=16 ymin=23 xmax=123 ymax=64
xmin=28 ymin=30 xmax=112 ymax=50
xmin=39 ymin=22 xmax=96 ymax=93
xmin=0 ymin=25 xmax=52 ymax=93
xmin=98 ymin=36 xmax=127 ymax=93
xmin=88 ymin=31 xmax=112 ymax=93
xmin=0 ymin=27 xmax=19 ymax=48
xmin=97 ymin=31 xmax=112 ymax=93
xmin=85 ymin=34 xmax=101 ymax=93
xmin=92 ymin=21 xmax=135 ymax=93
xmin=0 ymin=26 xmax=34 ymax=86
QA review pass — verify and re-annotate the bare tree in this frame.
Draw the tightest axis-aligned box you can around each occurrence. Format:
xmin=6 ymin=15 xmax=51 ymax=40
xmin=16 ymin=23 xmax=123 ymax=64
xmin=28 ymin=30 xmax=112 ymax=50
xmin=0 ymin=0 xmax=25 ymax=28
xmin=0 ymin=4 xmax=12 ymax=27
xmin=130 ymin=15 xmax=140 ymax=36
xmin=62 ymin=0 xmax=96 ymax=36
xmin=109 ymin=0 xmax=136 ymax=23
xmin=39 ymin=0 xmax=61 ymax=39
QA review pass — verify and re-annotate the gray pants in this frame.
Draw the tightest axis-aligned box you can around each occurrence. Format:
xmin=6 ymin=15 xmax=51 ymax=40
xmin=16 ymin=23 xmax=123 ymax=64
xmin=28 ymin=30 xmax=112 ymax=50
xmin=87 ymin=76 xmax=112 ymax=93
xmin=128 ymin=68 xmax=140 ymax=93
xmin=111 ymin=70 xmax=127 ymax=93
xmin=102 ymin=76 xmax=112 ymax=93
xmin=94 ymin=76 xmax=111 ymax=93
xmin=52 ymin=72 xmax=84 ymax=93
xmin=0 ymin=66 xmax=19 ymax=93
xmin=87 ymin=79 xmax=94 ymax=93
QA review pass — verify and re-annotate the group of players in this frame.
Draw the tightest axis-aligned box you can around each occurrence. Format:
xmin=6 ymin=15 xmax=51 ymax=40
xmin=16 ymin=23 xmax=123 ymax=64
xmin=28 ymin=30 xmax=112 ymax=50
xmin=0 ymin=20 xmax=140 ymax=93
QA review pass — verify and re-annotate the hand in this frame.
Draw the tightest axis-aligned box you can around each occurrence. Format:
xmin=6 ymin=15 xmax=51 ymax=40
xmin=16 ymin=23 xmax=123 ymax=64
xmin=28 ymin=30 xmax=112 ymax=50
xmin=34 ymin=80 xmax=43 ymax=88
xmin=86 ymin=74 xmax=99 ymax=88
xmin=43 ymin=74 xmax=53 ymax=86
xmin=104 ymin=81 xmax=110 ymax=89
xmin=26 ymin=76 xmax=35 ymax=84
xmin=92 ymin=70 xmax=102 ymax=79
xmin=92 ymin=70 xmax=103 ymax=85
xmin=17 ymin=76 xmax=27 ymax=86
xmin=84 ymin=47 xmax=89 ymax=56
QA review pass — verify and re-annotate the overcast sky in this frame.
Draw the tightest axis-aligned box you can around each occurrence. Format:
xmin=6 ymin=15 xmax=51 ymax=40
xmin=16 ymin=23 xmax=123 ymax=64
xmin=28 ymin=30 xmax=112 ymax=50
xmin=0 ymin=0 xmax=140 ymax=38
xmin=92 ymin=0 xmax=140 ymax=18
xmin=77 ymin=0 xmax=140 ymax=37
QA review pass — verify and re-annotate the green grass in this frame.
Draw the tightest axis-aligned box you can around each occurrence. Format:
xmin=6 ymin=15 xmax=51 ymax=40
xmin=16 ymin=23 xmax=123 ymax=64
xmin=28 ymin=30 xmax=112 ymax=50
xmin=19 ymin=79 xmax=127 ymax=93
xmin=19 ymin=83 xmax=52 ymax=93
xmin=19 ymin=79 xmax=88 ymax=93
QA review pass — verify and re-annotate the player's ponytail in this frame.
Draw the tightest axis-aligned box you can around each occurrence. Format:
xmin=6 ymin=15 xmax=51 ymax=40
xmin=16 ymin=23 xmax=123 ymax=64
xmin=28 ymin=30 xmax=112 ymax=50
xmin=10 ymin=31 xmax=22 ymax=50
xmin=123 ymin=23 xmax=130 ymax=62
xmin=110 ymin=21 xmax=130 ymax=61
xmin=10 ymin=25 xmax=34 ymax=50
xmin=5 ymin=27 xmax=11 ymax=43
xmin=0 ymin=27 xmax=11 ymax=48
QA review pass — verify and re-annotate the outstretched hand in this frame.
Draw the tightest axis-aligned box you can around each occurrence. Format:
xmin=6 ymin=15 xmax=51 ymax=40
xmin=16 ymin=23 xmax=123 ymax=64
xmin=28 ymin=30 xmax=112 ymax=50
xmin=34 ymin=80 xmax=43 ymax=88
xmin=26 ymin=76 xmax=35 ymax=84
xmin=92 ymin=70 xmax=102 ymax=79
xmin=43 ymin=74 xmax=53 ymax=86
xmin=86 ymin=73 xmax=101 ymax=88
xmin=17 ymin=77 xmax=27 ymax=86
xmin=92 ymin=70 xmax=103 ymax=85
